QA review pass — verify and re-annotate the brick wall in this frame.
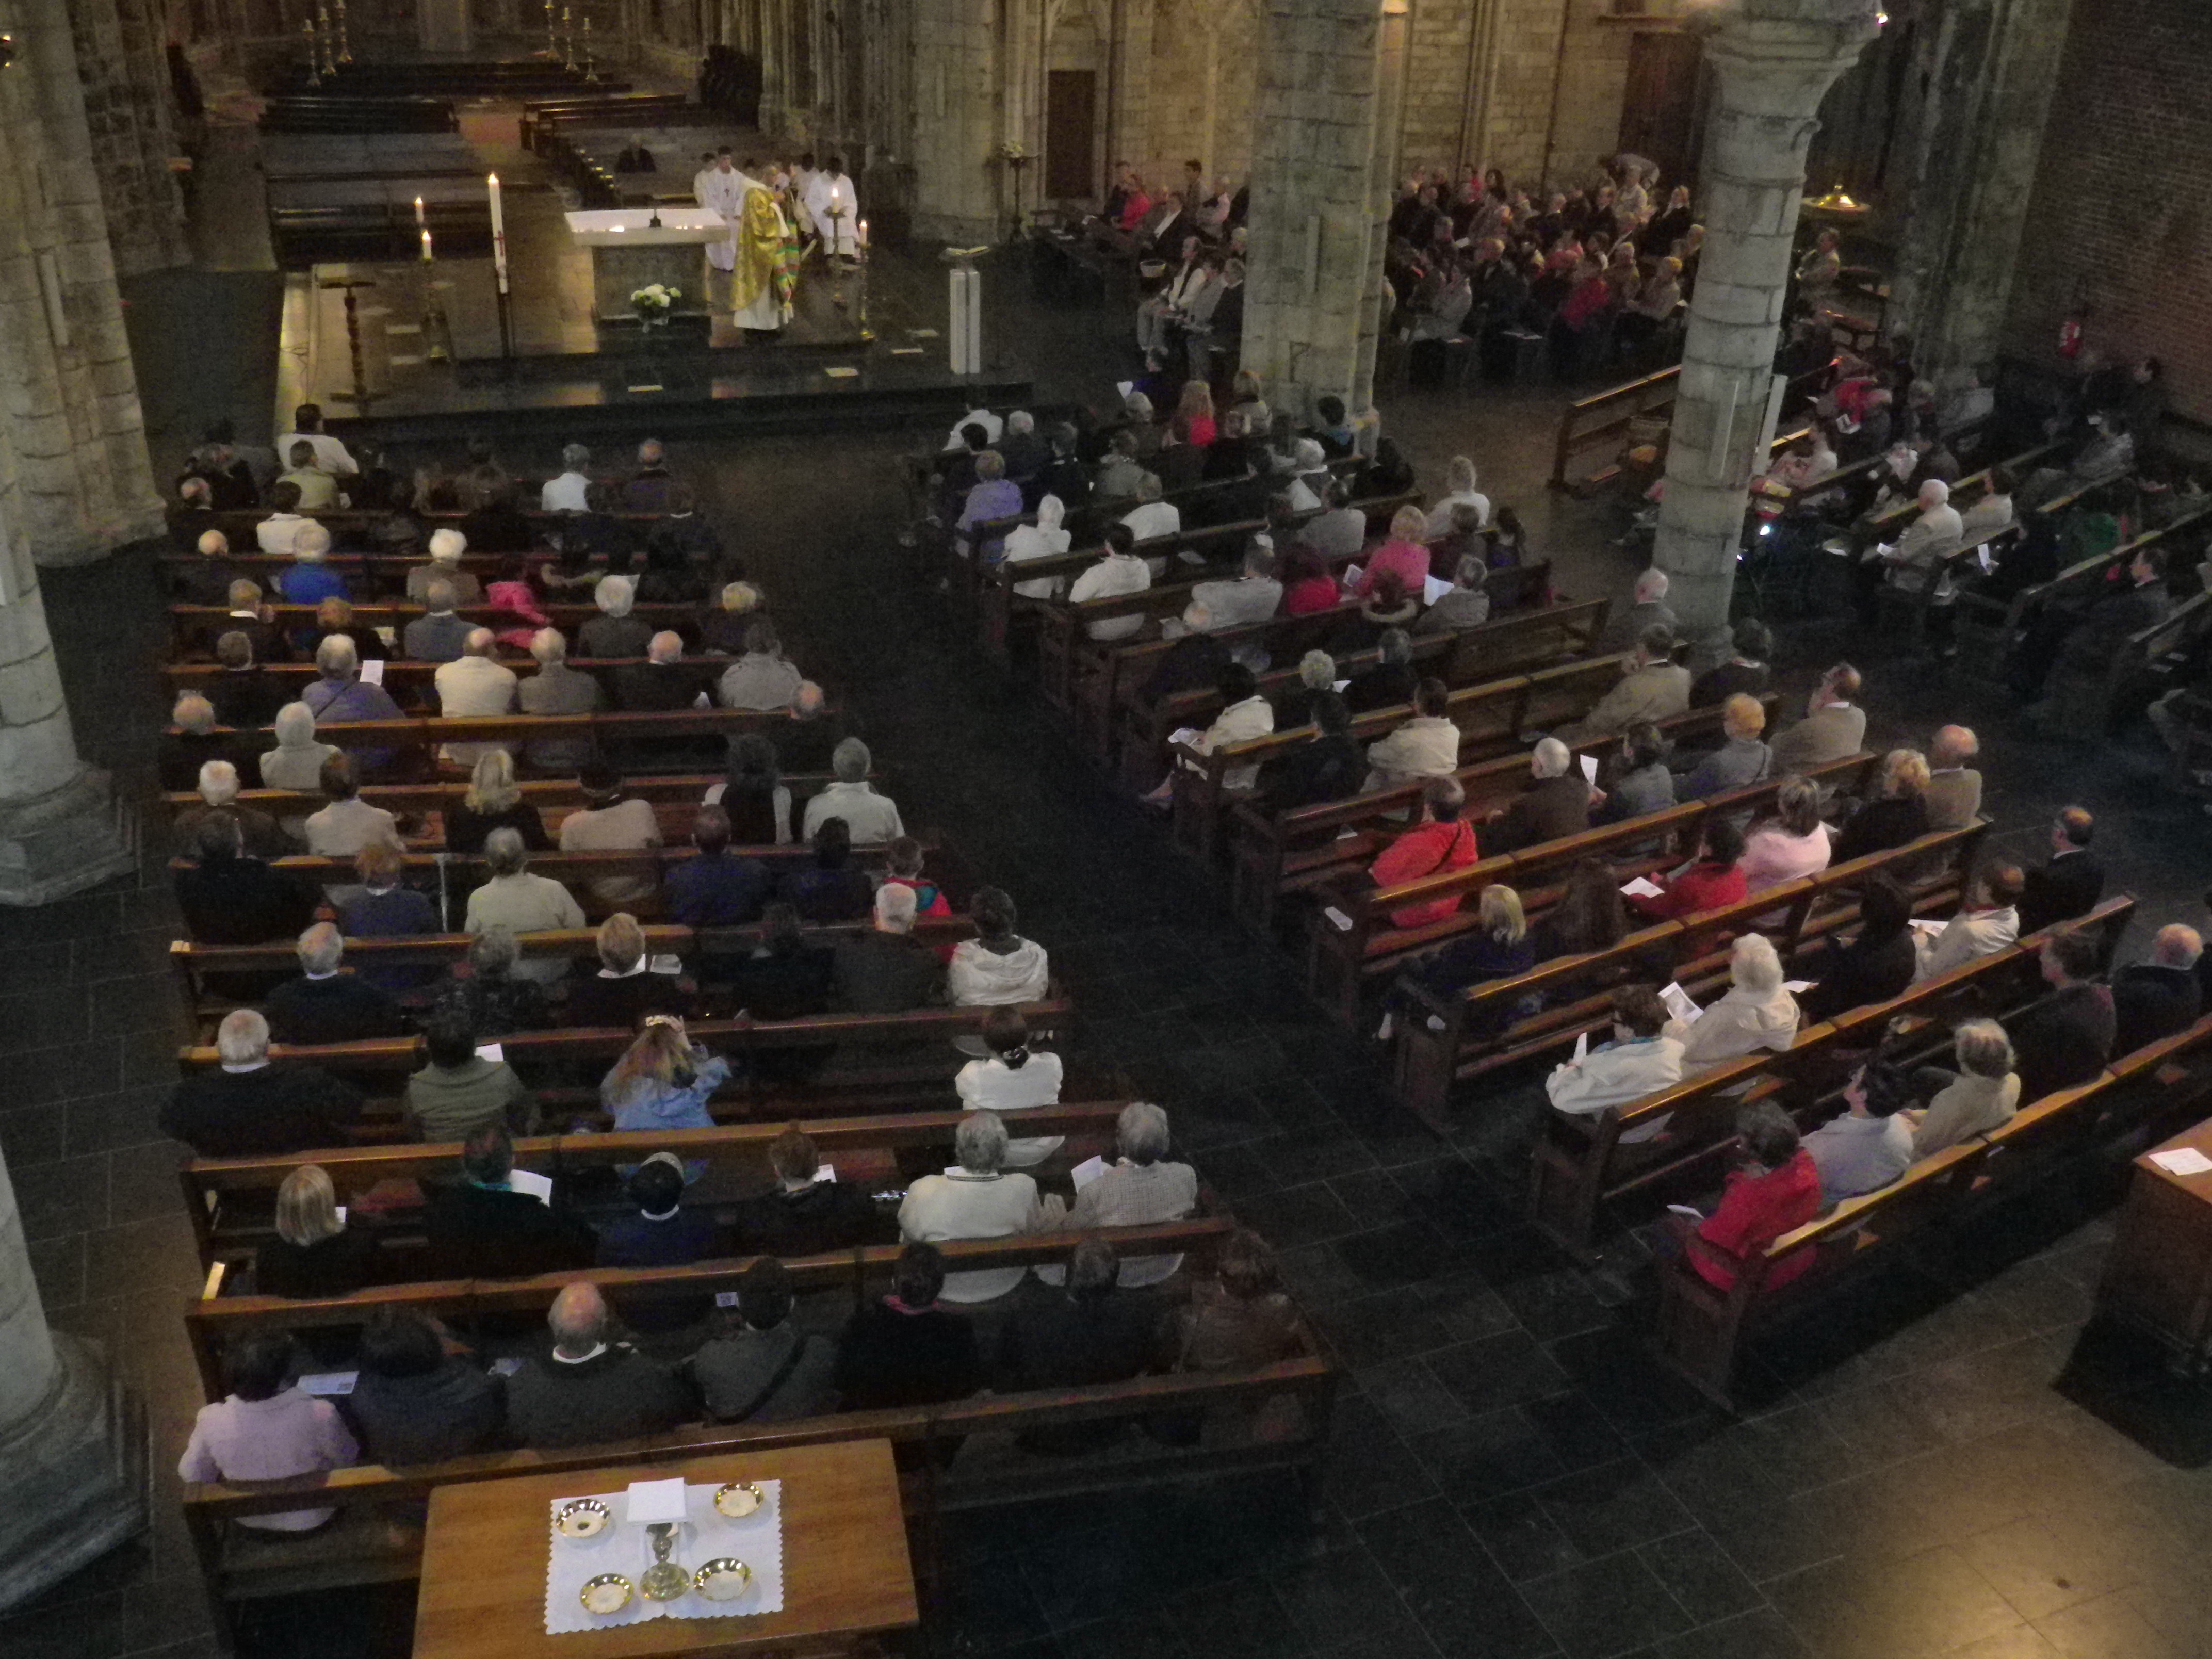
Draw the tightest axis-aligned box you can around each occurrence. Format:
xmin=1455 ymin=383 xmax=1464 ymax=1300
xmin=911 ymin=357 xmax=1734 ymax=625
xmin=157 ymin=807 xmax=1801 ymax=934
xmin=2005 ymin=0 xmax=2212 ymax=424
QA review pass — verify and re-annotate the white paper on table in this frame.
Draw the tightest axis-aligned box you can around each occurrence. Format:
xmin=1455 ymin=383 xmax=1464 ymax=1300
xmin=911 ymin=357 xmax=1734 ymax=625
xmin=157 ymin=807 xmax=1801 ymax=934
xmin=1908 ymin=918 xmax=1948 ymax=937
xmin=508 ymin=1168 xmax=554 ymax=1205
xmin=1620 ymin=877 xmax=1664 ymax=900
xmin=1783 ymin=980 xmax=1814 ymax=994
xmin=1071 ymin=1154 xmax=1109 ymax=1190
xmin=1658 ymin=983 xmax=1702 ymax=1024
xmin=475 ymin=1043 xmax=505 ymax=1063
xmin=298 ymin=1371 xmax=357 ymax=1396
xmin=359 ymin=658 xmax=385 ymax=686
xmin=626 ymin=1479 xmax=689 ymax=1525
xmin=1572 ymin=1030 xmax=1588 ymax=1063
xmin=545 ymin=1479 xmax=785 ymax=1634
xmin=1422 ymin=575 xmax=1452 ymax=605
xmin=2150 ymin=1147 xmax=2212 ymax=1177
xmin=1580 ymin=754 xmax=1600 ymax=786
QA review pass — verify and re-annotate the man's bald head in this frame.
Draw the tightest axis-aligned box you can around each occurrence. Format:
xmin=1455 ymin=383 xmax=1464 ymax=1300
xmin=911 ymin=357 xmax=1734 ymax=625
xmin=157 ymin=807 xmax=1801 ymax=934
xmin=1930 ymin=725 xmax=1978 ymax=767
xmin=2153 ymin=925 xmax=2203 ymax=970
xmin=549 ymin=1282 xmax=609 ymax=1355
xmin=198 ymin=530 xmax=229 ymax=557
xmin=462 ymin=627 xmax=496 ymax=658
xmin=648 ymin=630 xmax=682 ymax=664
xmin=791 ymin=680 xmax=825 ymax=717
xmin=1633 ymin=568 xmax=1669 ymax=604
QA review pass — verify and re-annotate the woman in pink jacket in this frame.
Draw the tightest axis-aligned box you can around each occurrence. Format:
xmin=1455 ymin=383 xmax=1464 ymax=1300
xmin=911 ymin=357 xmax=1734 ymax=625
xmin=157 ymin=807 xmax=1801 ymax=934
xmin=1352 ymin=506 xmax=1434 ymax=599
xmin=1739 ymin=777 xmax=1833 ymax=894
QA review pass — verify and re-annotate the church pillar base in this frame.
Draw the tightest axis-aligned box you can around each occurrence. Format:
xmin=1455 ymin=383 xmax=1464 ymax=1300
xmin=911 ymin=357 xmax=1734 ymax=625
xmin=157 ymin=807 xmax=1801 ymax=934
xmin=0 ymin=765 xmax=139 ymax=907
xmin=0 ymin=1335 xmax=149 ymax=1615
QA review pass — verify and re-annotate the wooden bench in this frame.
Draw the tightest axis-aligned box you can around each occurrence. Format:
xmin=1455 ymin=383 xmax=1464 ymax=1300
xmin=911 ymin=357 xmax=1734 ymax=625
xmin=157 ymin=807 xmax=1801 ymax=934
xmin=1525 ymin=897 xmax=2137 ymax=1254
xmin=1654 ymin=1007 xmax=2212 ymax=1407
xmin=180 ymin=1103 xmax=1140 ymax=1267
xmin=1112 ymin=584 xmax=1584 ymax=789
xmin=1950 ymin=502 xmax=2212 ymax=680
xmin=169 ymin=600 xmax=714 ymax=657
xmin=1227 ymin=700 xmax=1789 ymax=933
xmin=1385 ymin=819 xmax=1993 ymax=1122
xmin=2048 ymin=588 xmax=2212 ymax=737
xmin=182 ymin=1329 xmax=1335 ymax=1642
xmin=1167 ymin=654 xmax=1634 ymax=865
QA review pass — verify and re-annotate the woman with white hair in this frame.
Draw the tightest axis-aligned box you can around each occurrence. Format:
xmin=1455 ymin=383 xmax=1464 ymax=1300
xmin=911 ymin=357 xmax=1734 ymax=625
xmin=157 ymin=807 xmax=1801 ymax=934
xmin=801 ymin=737 xmax=904 ymax=841
xmin=1043 ymin=1101 xmax=1200 ymax=1287
xmin=1907 ymin=1019 xmax=2020 ymax=1156
xmin=1423 ymin=456 xmax=1491 ymax=537
xmin=897 ymin=1109 xmax=1058 ymax=1302
xmin=1003 ymin=494 xmax=1071 ymax=599
xmin=259 ymin=702 xmax=340 ymax=792
xmin=1284 ymin=438 xmax=1330 ymax=511
xmin=700 ymin=580 xmax=766 ymax=654
xmin=1668 ymin=933 xmax=1801 ymax=1071
xmin=405 ymin=527 xmax=484 ymax=606
xmin=579 ymin=573 xmax=652 ymax=658
xmin=515 ymin=627 xmax=603 ymax=773
xmin=463 ymin=828 xmax=586 ymax=983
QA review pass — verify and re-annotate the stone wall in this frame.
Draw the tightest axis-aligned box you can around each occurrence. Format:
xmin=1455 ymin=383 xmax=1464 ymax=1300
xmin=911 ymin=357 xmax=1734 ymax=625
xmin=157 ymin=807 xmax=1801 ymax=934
xmin=2003 ymin=0 xmax=2212 ymax=424
xmin=68 ymin=0 xmax=190 ymax=276
xmin=1140 ymin=0 xmax=1260 ymax=195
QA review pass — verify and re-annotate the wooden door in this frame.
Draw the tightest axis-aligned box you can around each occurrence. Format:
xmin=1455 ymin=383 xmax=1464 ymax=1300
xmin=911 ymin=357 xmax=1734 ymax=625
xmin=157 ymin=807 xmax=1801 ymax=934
xmin=1045 ymin=70 xmax=1097 ymax=201
xmin=1618 ymin=31 xmax=1705 ymax=194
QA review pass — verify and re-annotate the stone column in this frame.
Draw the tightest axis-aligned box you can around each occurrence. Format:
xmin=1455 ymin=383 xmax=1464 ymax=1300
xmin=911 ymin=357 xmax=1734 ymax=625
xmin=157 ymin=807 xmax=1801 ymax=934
xmin=66 ymin=0 xmax=191 ymax=276
xmin=0 ymin=0 xmax=164 ymax=569
xmin=0 ymin=1145 xmax=147 ymax=1614
xmin=1241 ymin=0 xmax=1397 ymax=421
xmin=1651 ymin=0 xmax=1879 ymax=641
xmin=906 ymin=0 xmax=1001 ymax=244
xmin=1884 ymin=0 xmax=2075 ymax=386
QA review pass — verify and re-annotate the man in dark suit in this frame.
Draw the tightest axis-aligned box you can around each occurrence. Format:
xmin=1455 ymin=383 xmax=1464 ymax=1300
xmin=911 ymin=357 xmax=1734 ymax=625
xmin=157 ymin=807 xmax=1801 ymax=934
xmin=2018 ymin=807 xmax=2105 ymax=936
xmin=1486 ymin=737 xmax=1592 ymax=853
xmin=995 ymin=1239 xmax=1163 ymax=1453
xmin=160 ymin=1010 xmax=361 ymax=1156
xmin=830 ymin=884 xmax=944 ymax=1012
xmin=422 ymin=1125 xmax=595 ymax=1278
xmin=505 ymin=1282 xmax=695 ymax=1448
xmin=2007 ymin=929 xmax=2116 ymax=1099
xmin=174 ymin=812 xmax=319 ymax=945
xmin=596 ymin=1153 xmax=720 ymax=1332
xmin=2111 ymin=924 xmax=2204 ymax=1056
xmin=1260 ymin=693 xmax=1365 ymax=814
xmin=264 ymin=924 xmax=411 ymax=1046
xmin=728 ymin=1128 xmax=884 ymax=1257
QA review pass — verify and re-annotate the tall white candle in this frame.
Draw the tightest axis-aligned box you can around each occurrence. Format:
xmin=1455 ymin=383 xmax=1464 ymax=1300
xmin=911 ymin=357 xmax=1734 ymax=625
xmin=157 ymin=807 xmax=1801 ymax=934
xmin=420 ymin=227 xmax=433 ymax=262
xmin=414 ymin=195 xmax=425 ymax=229
xmin=487 ymin=172 xmax=509 ymax=293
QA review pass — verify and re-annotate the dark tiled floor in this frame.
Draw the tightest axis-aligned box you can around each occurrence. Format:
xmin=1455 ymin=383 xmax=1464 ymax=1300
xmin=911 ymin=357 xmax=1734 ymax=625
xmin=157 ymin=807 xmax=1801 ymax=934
xmin=9 ymin=119 xmax=2212 ymax=1659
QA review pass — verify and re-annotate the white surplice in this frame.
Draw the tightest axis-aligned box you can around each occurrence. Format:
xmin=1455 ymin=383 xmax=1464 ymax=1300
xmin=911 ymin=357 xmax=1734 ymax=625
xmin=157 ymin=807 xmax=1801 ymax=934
xmin=804 ymin=171 xmax=859 ymax=258
xmin=698 ymin=165 xmax=749 ymax=273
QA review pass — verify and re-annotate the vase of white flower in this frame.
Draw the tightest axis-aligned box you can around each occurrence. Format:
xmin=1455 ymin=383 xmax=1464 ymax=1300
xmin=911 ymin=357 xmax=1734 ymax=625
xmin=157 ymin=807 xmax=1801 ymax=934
xmin=630 ymin=283 xmax=680 ymax=326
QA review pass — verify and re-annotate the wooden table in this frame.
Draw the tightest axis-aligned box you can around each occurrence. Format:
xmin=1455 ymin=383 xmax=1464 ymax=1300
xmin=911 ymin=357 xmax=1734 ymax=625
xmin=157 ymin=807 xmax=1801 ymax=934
xmin=413 ymin=1439 xmax=917 ymax=1659
xmin=2096 ymin=1113 xmax=2212 ymax=1369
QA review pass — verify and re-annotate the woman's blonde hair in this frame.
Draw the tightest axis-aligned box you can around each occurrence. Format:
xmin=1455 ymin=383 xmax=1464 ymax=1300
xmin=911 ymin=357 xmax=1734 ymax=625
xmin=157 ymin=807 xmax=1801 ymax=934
xmin=464 ymin=749 xmax=522 ymax=814
xmin=603 ymin=1018 xmax=697 ymax=1104
xmin=1177 ymin=380 xmax=1214 ymax=420
xmin=1479 ymin=884 xmax=1526 ymax=944
xmin=596 ymin=911 xmax=645 ymax=972
xmin=1773 ymin=777 xmax=1823 ymax=837
xmin=1390 ymin=505 xmax=1428 ymax=543
xmin=1722 ymin=693 xmax=1766 ymax=739
xmin=275 ymin=1165 xmax=343 ymax=1248
xmin=1882 ymin=748 xmax=1931 ymax=800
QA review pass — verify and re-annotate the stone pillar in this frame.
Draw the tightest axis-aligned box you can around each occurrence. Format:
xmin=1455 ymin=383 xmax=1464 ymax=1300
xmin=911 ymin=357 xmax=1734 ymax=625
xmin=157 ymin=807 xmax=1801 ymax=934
xmin=906 ymin=0 xmax=1001 ymax=243
xmin=0 ymin=0 xmax=164 ymax=569
xmin=1652 ymin=0 xmax=1878 ymax=641
xmin=1241 ymin=0 xmax=1397 ymax=420
xmin=66 ymin=0 xmax=191 ymax=276
xmin=1884 ymin=0 xmax=2075 ymax=386
xmin=0 ymin=1145 xmax=147 ymax=1614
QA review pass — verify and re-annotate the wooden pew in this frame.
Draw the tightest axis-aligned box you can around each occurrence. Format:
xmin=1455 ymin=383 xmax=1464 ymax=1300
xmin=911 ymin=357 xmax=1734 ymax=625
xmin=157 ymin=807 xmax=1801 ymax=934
xmin=1166 ymin=654 xmax=1633 ymax=864
xmin=1117 ymin=584 xmax=1588 ymax=788
xmin=169 ymin=600 xmax=711 ymax=656
xmin=1524 ymin=898 xmax=2137 ymax=1254
xmin=1385 ymin=819 xmax=1992 ymax=1123
xmin=164 ymin=658 xmax=759 ymax=707
xmin=1949 ymin=501 xmax=2212 ymax=680
xmin=180 ymin=1103 xmax=1137 ymax=1267
xmin=1225 ymin=700 xmax=1775 ymax=932
xmin=2048 ymin=587 xmax=2212 ymax=736
xmin=181 ymin=1323 xmax=1334 ymax=1643
xmin=1853 ymin=437 xmax=2066 ymax=546
xmin=1653 ymin=1007 xmax=2212 ymax=1407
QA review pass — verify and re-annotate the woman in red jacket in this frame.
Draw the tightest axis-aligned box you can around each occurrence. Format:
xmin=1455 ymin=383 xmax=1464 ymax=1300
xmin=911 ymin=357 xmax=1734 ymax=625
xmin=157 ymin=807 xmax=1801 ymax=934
xmin=1627 ymin=819 xmax=1747 ymax=922
xmin=1369 ymin=776 xmax=1479 ymax=928
xmin=1679 ymin=1101 xmax=1822 ymax=1292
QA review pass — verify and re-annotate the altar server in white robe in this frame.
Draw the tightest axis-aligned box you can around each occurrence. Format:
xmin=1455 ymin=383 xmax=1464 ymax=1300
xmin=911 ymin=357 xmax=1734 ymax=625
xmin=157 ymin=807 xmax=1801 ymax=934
xmin=698 ymin=150 xmax=749 ymax=275
xmin=806 ymin=156 xmax=860 ymax=261
xmin=691 ymin=151 xmax=718 ymax=209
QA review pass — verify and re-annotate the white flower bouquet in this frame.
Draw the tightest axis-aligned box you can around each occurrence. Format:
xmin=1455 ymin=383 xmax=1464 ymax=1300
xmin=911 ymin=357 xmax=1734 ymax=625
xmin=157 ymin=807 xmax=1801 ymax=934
xmin=630 ymin=283 xmax=680 ymax=322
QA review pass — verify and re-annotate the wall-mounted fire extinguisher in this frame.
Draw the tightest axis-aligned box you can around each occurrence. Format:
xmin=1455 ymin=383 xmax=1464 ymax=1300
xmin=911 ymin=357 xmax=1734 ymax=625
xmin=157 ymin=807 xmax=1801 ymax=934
xmin=2058 ymin=311 xmax=2084 ymax=361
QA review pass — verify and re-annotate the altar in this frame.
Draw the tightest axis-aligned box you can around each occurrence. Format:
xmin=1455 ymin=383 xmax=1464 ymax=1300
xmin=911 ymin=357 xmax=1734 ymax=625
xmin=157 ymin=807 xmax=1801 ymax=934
xmin=563 ymin=207 xmax=728 ymax=323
